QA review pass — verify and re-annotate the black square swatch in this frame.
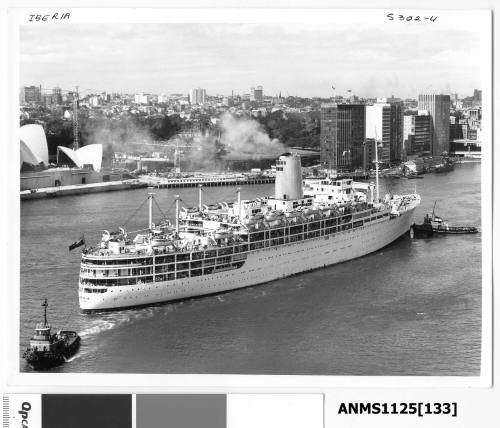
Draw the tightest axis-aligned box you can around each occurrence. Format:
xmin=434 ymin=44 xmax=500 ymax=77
xmin=42 ymin=394 xmax=132 ymax=428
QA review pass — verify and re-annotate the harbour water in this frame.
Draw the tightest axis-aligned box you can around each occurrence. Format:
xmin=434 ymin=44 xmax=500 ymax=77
xmin=20 ymin=163 xmax=482 ymax=375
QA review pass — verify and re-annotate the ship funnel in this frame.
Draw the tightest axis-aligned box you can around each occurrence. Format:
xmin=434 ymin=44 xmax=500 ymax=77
xmin=274 ymin=153 xmax=303 ymax=200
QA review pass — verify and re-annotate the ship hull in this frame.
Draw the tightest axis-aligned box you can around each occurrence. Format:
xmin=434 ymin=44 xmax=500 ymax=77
xmin=79 ymin=208 xmax=416 ymax=311
xmin=23 ymin=338 xmax=80 ymax=370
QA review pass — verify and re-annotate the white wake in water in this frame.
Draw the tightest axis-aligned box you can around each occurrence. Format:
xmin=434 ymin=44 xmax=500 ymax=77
xmin=79 ymin=306 xmax=166 ymax=339
xmin=64 ymin=353 xmax=81 ymax=363
xmin=79 ymin=318 xmax=117 ymax=338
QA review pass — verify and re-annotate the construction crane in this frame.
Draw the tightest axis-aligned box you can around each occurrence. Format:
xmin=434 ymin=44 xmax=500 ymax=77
xmin=40 ymin=86 xmax=99 ymax=151
xmin=73 ymin=86 xmax=79 ymax=150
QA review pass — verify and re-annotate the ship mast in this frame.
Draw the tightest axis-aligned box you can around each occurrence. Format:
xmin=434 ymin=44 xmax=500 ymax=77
xmin=42 ymin=298 xmax=48 ymax=326
xmin=375 ymin=138 xmax=380 ymax=203
xmin=198 ymin=184 xmax=203 ymax=211
xmin=73 ymin=86 xmax=79 ymax=150
xmin=237 ymin=187 xmax=241 ymax=219
xmin=374 ymin=127 xmax=380 ymax=203
xmin=175 ymin=195 xmax=180 ymax=234
xmin=148 ymin=187 xmax=154 ymax=230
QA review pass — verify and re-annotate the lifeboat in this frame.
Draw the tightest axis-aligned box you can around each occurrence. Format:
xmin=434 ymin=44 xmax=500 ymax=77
xmin=284 ymin=211 xmax=303 ymax=223
xmin=203 ymin=204 xmax=220 ymax=211
xmin=302 ymin=208 xmax=320 ymax=220
xmin=151 ymin=238 xmax=172 ymax=247
xmin=213 ymin=229 xmax=233 ymax=240
xmin=133 ymin=234 xmax=146 ymax=244
xmin=264 ymin=210 xmax=284 ymax=222
xmin=319 ymin=205 xmax=335 ymax=217
xmin=244 ymin=214 xmax=264 ymax=225
xmin=265 ymin=211 xmax=285 ymax=228
xmin=267 ymin=219 xmax=284 ymax=228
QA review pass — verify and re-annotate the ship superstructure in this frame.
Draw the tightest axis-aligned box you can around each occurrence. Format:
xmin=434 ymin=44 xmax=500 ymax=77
xmin=79 ymin=153 xmax=420 ymax=310
xmin=23 ymin=299 xmax=80 ymax=369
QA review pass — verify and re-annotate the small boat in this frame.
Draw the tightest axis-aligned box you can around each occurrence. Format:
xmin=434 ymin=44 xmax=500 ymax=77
xmin=424 ymin=213 xmax=478 ymax=233
xmin=410 ymin=222 xmax=434 ymax=238
xmin=23 ymin=299 xmax=80 ymax=370
xmin=434 ymin=159 xmax=455 ymax=173
xmin=412 ymin=202 xmax=478 ymax=236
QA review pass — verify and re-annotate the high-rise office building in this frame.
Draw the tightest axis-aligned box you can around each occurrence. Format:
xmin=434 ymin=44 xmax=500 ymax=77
xmin=418 ymin=94 xmax=450 ymax=155
xmin=52 ymin=86 xmax=63 ymax=105
xmin=388 ymin=100 xmax=404 ymax=163
xmin=20 ymin=85 xmax=42 ymax=104
xmin=365 ymin=98 xmax=404 ymax=164
xmin=403 ymin=113 xmax=432 ymax=155
xmin=365 ymin=103 xmax=391 ymax=165
xmin=320 ymin=103 xmax=365 ymax=171
xmin=189 ymin=88 xmax=206 ymax=105
xmin=250 ymin=86 xmax=263 ymax=102
xmin=473 ymin=89 xmax=482 ymax=103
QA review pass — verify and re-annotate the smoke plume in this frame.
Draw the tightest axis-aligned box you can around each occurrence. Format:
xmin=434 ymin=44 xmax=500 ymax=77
xmin=219 ymin=113 xmax=286 ymax=160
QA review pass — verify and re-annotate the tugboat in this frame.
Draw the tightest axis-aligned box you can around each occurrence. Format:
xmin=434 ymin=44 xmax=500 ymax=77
xmin=23 ymin=299 xmax=80 ymax=370
xmin=434 ymin=158 xmax=455 ymax=174
xmin=410 ymin=202 xmax=478 ymax=237
xmin=409 ymin=221 xmax=434 ymax=238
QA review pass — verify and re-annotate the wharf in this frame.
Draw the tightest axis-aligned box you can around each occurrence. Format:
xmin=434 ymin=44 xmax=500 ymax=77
xmin=140 ymin=174 xmax=275 ymax=189
xmin=20 ymin=180 xmax=147 ymax=200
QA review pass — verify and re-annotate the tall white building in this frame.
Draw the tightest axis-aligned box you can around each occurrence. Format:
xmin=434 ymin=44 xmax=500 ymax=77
xmin=365 ymin=99 xmax=404 ymax=164
xmin=134 ymin=92 xmax=149 ymax=104
xmin=365 ymin=103 xmax=391 ymax=164
xmin=189 ymin=88 xmax=206 ymax=105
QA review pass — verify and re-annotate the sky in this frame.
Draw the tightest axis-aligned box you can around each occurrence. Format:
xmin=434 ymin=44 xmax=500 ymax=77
xmin=19 ymin=22 xmax=485 ymax=99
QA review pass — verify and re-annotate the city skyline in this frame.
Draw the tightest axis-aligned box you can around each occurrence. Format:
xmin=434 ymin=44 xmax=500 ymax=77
xmin=18 ymin=83 xmax=481 ymax=101
xmin=20 ymin=23 xmax=483 ymax=98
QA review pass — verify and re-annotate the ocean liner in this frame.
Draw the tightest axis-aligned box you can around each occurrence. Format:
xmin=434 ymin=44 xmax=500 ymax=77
xmin=79 ymin=153 xmax=420 ymax=310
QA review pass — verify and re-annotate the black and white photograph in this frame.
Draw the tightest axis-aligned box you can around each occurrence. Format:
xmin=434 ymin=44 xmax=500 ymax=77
xmin=12 ymin=8 xmax=491 ymax=379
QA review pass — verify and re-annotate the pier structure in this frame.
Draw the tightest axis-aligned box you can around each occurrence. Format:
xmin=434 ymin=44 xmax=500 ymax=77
xmin=140 ymin=174 xmax=275 ymax=189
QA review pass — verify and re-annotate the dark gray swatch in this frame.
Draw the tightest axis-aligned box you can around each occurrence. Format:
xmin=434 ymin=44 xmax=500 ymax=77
xmin=42 ymin=394 xmax=132 ymax=428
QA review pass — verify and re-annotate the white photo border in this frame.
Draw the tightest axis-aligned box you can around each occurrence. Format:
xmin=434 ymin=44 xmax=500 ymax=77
xmin=3 ymin=7 xmax=493 ymax=392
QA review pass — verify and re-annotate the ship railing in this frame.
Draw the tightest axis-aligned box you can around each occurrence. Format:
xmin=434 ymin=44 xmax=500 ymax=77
xmin=35 ymin=323 xmax=51 ymax=330
xmin=80 ymin=215 xmax=386 ymax=286
xmin=81 ymin=210 xmax=382 ymax=271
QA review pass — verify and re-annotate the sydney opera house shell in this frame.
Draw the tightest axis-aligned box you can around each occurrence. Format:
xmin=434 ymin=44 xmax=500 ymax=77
xmin=20 ymin=124 xmax=127 ymax=191
xmin=20 ymin=124 xmax=49 ymax=169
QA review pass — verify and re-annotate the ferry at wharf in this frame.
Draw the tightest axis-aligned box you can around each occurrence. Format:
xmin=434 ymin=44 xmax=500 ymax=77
xmin=78 ymin=152 xmax=421 ymax=311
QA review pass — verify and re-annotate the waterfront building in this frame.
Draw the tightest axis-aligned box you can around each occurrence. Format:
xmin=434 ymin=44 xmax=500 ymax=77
xmin=365 ymin=98 xmax=404 ymax=165
xmin=388 ymin=100 xmax=404 ymax=163
xmin=450 ymin=123 xmax=468 ymax=141
xmin=365 ymin=102 xmax=390 ymax=165
xmin=403 ymin=112 xmax=432 ymax=155
xmin=320 ymin=103 xmax=365 ymax=172
xmin=20 ymin=85 xmax=42 ymax=104
xmin=189 ymin=88 xmax=206 ymax=105
xmin=449 ymin=139 xmax=481 ymax=159
xmin=418 ymin=94 xmax=450 ymax=155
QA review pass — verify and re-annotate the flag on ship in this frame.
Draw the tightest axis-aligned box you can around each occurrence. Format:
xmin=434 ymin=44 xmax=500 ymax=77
xmin=69 ymin=234 xmax=85 ymax=251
